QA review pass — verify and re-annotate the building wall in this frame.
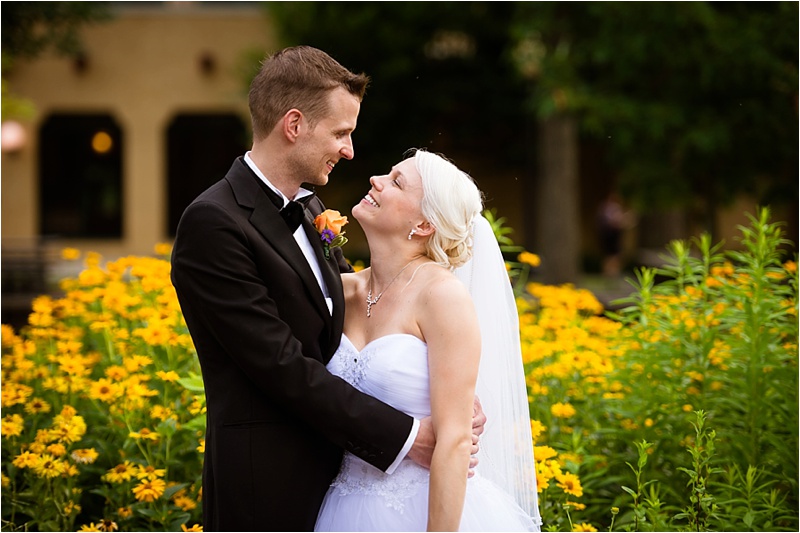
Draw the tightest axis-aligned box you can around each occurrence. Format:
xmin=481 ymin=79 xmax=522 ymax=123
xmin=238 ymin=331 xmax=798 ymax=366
xmin=2 ymin=3 xmax=274 ymax=261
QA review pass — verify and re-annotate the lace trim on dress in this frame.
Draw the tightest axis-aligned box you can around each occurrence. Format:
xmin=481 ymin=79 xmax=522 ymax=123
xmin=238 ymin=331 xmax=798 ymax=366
xmin=329 ymin=454 xmax=429 ymax=513
xmin=335 ymin=341 xmax=373 ymax=390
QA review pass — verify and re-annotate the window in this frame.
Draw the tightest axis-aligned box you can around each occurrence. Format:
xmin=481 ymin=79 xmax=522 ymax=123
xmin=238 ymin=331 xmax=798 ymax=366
xmin=166 ymin=113 xmax=249 ymax=236
xmin=39 ymin=114 xmax=123 ymax=238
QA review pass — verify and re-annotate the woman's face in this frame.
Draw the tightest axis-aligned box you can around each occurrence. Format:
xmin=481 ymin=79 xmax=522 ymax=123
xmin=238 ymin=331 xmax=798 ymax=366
xmin=353 ymin=156 xmax=425 ymax=236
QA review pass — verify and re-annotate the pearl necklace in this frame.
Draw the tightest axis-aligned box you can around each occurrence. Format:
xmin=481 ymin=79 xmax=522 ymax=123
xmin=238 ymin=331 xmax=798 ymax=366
xmin=366 ymin=257 xmax=421 ymax=318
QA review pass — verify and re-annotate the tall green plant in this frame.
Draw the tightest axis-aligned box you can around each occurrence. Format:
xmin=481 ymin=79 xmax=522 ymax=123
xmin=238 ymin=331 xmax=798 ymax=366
xmin=605 ymin=207 xmax=798 ymax=531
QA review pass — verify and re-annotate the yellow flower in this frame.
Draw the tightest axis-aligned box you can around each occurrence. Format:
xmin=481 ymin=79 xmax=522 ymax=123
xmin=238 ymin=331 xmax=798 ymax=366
xmin=24 ymin=397 xmax=51 ymax=415
xmin=136 ymin=464 xmax=166 ymax=481
xmin=78 ymin=523 xmax=102 ymax=532
xmin=132 ymin=478 xmax=167 ymax=502
xmin=123 ymin=355 xmax=153 ymax=372
xmin=129 ymin=428 xmax=160 ymax=442
xmin=72 ymin=448 xmax=99 ymax=464
xmin=682 ymin=404 xmax=694 ymax=412
xmin=64 ymin=500 xmax=82 ymax=517
xmin=2 ymin=382 xmax=33 ymax=407
xmin=61 ymin=247 xmax=81 ymax=260
xmin=103 ymin=461 xmax=138 ymax=483
xmin=89 ymin=378 xmax=122 ymax=402
xmin=182 ymin=524 xmax=204 ymax=532
xmin=33 ymin=453 xmax=66 ymax=478
xmin=1 ymin=413 xmax=24 ymax=438
xmin=534 ymin=445 xmax=558 ymax=462
xmin=150 ymin=405 xmax=176 ymax=421
xmin=154 ymin=242 xmax=173 ymax=256
xmin=197 ymin=438 xmax=206 ymax=454
xmin=46 ymin=443 xmax=68 ymax=457
xmin=97 ymin=519 xmax=119 ymax=532
xmin=12 ymin=451 xmax=40 ymax=469
xmin=518 ymin=251 xmax=542 ymax=268
xmin=1 ymin=474 xmax=9 ymax=489
xmin=156 ymin=370 xmax=180 ymax=382
xmin=117 ymin=507 xmax=133 ymax=519
xmin=565 ymin=501 xmax=586 ymax=510
xmin=51 ymin=414 xmax=87 ymax=444
xmin=557 ymin=471 xmax=584 ymax=497
xmin=530 ymin=419 xmax=546 ymax=442
xmin=174 ymin=495 xmax=198 ymax=511
xmin=550 ymin=402 xmax=577 ymax=418
xmin=573 ymin=523 xmax=597 ymax=532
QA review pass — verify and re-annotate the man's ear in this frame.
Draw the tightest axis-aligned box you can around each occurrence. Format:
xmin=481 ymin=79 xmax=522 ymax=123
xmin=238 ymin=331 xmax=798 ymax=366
xmin=281 ymin=109 xmax=304 ymax=142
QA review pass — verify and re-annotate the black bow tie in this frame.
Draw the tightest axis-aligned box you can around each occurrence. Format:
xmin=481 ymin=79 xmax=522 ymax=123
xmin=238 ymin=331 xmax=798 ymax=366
xmin=280 ymin=200 xmax=307 ymax=232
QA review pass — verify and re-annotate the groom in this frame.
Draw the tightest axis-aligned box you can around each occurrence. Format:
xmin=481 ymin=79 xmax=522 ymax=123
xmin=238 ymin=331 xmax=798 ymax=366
xmin=171 ymin=46 xmax=483 ymax=531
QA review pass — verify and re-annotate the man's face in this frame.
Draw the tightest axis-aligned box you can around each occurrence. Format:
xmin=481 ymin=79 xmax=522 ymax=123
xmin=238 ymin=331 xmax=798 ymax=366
xmin=292 ymin=87 xmax=360 ymax=187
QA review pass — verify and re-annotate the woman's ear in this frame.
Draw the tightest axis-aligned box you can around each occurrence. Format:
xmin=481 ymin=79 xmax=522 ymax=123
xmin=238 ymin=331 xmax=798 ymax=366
xmin=414 ymin=220 xmax=436 ymax=238
xmin=281 ymin=109 xmax=304 ymax=142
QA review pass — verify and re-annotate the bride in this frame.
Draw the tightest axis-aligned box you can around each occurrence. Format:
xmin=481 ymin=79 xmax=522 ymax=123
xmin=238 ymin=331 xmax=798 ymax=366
xmin=315 ymin=149 xmax=542 ymax=531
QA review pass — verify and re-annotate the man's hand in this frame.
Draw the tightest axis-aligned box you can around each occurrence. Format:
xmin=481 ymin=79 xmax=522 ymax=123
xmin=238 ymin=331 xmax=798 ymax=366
xmin=406 ymin=395 xmax=488 ymax=477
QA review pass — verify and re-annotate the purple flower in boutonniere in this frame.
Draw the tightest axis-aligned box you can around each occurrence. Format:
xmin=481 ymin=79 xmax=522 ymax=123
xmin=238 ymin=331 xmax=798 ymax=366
xmin=314 ymin=209 xmax=349 ymax=259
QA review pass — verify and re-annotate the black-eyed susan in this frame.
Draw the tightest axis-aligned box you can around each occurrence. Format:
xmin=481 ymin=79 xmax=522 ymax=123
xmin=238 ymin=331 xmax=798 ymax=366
xmin=128 ymin=428 xmax=160 ymax=442
xmin=533 ymin=445 xmax=558 ymax=462
xmin=572 ymin=523 xmax=597 ymax=532
xmin=557 ymin=471 xmax=584 ymax=497
xmin=550 ymin=402 xmax=577 ymax=418
xmin=103 ymin=461 xmax=137 ymax=483
xmin=518 ymin=251 xmax=542 ymax=268
xmin=12 ymin=451 xmax=40 ymax=469
xmin=132 ymin=478 xmax=166 ymax=502
xmin=24 ymin=397 xmax=51 ymax=415
xmin=71 ymin=448 xmax=99 ymax=464
xmin=155 ymin=370 xmax=180 ymax=382
xmin=61 ymin=247 xmax=81 ymax=261
xmin=89 ymin=379 xmax=122 ymax=403
xmin=1 ymin=414 xmax=24 ymax=438
xmin=46 ymin=443 xmax=67 ymax=457
xmin=173 ymin=495 xmax=197 ymax=511
xmin=32 ymin=454 xmax=66 ymax=478
xmin=98 ymin=518 xmax=119 ymax=532
xmin=136 ymin=464 xmax=165 ymax=481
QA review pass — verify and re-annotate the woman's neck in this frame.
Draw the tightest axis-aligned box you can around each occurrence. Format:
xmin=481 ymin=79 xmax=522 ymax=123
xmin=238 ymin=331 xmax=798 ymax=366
xmin=366 ymin=246 xmax=427 ymax=290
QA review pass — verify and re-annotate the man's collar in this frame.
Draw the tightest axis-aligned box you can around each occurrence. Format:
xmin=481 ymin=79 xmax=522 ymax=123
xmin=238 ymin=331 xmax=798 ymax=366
xmin=243 ymin=151 xmax=314 ymax=207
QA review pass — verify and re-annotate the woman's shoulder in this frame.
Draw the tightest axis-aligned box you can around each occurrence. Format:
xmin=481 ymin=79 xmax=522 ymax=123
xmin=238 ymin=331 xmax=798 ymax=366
xmin=413 ymin=264 xmax=472 ymax=310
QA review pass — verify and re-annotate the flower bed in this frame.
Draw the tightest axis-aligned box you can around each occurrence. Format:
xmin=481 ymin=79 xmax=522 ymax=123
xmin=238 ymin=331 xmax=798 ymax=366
xmin=2 ymin=208 xmax=796 ymax=532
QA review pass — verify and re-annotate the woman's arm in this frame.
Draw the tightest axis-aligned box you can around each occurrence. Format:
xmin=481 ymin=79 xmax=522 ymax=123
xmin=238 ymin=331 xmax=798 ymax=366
xmin=420 ymin=276 xmax=481 ymax=531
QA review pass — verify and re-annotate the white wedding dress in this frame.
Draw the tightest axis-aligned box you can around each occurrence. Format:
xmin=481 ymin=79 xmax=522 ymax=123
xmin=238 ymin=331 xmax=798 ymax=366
xmin=314 ymin=333 xmax=539 ymax=532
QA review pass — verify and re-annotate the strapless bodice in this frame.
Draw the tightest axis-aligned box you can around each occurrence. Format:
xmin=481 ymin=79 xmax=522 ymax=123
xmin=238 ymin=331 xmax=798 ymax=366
xmin=327 ymin=333 xmax=431 ymax=419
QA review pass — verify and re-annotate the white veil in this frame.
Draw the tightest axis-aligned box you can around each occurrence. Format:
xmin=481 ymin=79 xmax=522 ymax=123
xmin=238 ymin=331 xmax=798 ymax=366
xmin=454 ymin=214 xmax=542 ymax=526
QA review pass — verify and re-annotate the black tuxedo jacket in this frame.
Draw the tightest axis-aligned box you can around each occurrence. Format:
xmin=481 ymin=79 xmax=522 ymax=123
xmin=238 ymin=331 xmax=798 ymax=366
xmin=171 ymin=157 xmax=414 ymax=531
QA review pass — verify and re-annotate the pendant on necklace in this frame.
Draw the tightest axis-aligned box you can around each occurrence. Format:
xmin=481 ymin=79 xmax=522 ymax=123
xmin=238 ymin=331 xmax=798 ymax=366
xmin=366 ymin=290 xmax=379 ymax=318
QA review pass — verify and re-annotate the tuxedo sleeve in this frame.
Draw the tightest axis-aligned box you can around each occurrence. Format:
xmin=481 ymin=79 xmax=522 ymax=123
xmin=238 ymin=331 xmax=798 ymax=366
xmin=171 ymin=199 xmax=414 ymax=472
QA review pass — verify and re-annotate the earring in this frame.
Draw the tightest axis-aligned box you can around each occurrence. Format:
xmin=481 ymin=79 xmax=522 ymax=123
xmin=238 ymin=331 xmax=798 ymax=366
xmin=408 ymin=229 xmax=416 ymax=240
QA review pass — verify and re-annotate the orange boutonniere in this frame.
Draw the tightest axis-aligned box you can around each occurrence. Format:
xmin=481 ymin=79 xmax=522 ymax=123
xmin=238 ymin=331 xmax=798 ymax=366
xmin=314 ymin=209 xmax=348 ymax=259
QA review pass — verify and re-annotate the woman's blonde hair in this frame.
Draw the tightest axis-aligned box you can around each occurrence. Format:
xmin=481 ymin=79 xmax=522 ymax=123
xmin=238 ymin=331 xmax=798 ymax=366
xmin=413 ymin=149 xmax=484 ymax=269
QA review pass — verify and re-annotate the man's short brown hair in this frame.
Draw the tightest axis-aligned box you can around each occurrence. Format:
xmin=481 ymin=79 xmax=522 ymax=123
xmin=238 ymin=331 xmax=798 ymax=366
xmin=248 ymin=46 xmax=370 ymax=140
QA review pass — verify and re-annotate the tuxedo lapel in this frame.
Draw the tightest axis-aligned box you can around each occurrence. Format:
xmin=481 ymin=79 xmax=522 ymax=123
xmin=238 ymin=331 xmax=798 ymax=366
xmin=226 ymin=161 xmax=332 ymax=322
xmin=302 ymin=211 xmax=346 ymax=360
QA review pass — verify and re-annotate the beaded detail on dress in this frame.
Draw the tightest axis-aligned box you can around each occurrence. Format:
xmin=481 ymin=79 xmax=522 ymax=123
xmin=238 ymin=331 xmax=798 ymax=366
xmin=329 ymin=454 xmax=429 ymax=513
xmin=333 ymin=339 xmax=374 ymax=389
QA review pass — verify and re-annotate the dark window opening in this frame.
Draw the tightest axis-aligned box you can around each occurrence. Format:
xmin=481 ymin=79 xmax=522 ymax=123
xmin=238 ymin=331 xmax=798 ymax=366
xmin=39 ymin=114 xmax=123 ymax=238
xmin=167 ymin=113 xmax=249 ymax=236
